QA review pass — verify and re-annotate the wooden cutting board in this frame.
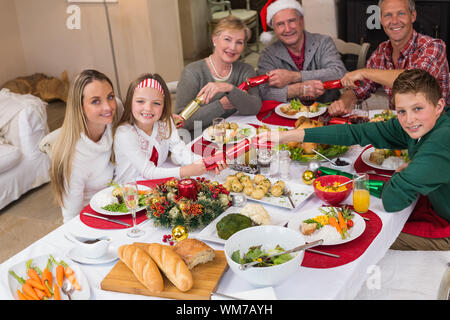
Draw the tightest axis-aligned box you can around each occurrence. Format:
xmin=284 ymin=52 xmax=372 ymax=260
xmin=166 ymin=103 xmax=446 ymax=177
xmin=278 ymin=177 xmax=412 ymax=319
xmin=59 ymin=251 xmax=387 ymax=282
xmin=100 ymin=242 xmax=229 ymax=300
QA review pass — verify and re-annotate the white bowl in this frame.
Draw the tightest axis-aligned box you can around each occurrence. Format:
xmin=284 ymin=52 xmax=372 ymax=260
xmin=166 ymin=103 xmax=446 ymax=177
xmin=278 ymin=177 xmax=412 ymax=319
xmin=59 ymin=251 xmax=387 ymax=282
xmin=330 ymin=157 xmax=352 ymax=172
xmin=224 ymin=225 xmax=305 ymax=287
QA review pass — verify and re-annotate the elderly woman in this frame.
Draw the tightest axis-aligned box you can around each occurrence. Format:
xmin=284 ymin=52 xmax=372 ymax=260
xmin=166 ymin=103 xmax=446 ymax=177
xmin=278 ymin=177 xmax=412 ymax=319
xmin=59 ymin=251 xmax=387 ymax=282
xmin=175 ymin=15 xmax=262 ymax=133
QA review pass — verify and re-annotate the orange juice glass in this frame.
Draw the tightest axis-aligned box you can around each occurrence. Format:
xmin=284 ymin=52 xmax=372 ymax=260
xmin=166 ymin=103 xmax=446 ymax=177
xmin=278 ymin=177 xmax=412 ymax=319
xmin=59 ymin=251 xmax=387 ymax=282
xmin=353 ymin=173 xmax=370 ymax=213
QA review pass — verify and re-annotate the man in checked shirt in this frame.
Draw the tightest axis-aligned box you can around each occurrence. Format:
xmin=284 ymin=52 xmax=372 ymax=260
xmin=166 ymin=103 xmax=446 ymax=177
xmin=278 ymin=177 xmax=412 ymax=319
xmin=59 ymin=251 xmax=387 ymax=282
xmin=328 ymin=0 xmax=450 ymax=116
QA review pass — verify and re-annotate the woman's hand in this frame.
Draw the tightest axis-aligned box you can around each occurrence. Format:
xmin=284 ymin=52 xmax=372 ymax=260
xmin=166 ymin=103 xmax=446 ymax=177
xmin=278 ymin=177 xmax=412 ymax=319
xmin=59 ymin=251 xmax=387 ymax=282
xmin=197 ymin=82 xmax=233 ymax=104
xmin=172 ymin=113 xmax=184 ymax=128
xmin=180 ymin=159 xmax=227 ymax=177
xmin=213 ymin=160 xmax=227 ymax=175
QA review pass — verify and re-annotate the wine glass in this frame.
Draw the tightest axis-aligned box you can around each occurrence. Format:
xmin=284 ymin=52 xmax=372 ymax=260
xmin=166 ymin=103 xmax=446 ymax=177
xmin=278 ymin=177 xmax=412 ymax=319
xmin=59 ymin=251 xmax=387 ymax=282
xmin=299 ymin=85 xmax=315 ymax=117
xmin=349 ymin=100 xmax=369 ymax=124
xmin=212 ymin=117 xmax=225 ymax=151
xmin=122 ymin=181 xmax=145 ymax=238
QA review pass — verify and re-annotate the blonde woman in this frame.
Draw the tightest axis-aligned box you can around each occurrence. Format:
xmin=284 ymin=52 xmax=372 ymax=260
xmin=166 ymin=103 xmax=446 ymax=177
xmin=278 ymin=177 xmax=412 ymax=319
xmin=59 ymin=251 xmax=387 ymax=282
xmin=175 ymin=15 xmax=262 ymax=132
xmin=50 ymin=69 xmax=119 ymax=223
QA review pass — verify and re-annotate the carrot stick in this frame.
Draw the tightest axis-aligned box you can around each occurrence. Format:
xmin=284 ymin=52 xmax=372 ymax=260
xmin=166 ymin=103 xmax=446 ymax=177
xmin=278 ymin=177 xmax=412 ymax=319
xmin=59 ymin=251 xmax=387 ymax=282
xmin=22 ymin=283 xmax=40 ymax=300
xmin=60 ymin=260 xmax=81 ymax=290
xmin=394 ymin=149 xmax=402 ymax=157
xmin=17 ymin=289 xmax=28 ymax=300
xmin=25 ymin=278 xmax=46 ymax=291
xmin=328 ymin=216 xmax=341 ymax=234
xmin=34 ymin=287 xmax=46 ymax=300
xmin=55 ymin=264 xmax=64 ymax=288
xmin=26 ymin=260 xmax=41 ymax=283
xmin=42 ymin=258 xmax=53 ymax=288
xmin=338 ymin=211 xmax=347 ymax=231
xmin=53 ymin=284 xmax=61 ymax=300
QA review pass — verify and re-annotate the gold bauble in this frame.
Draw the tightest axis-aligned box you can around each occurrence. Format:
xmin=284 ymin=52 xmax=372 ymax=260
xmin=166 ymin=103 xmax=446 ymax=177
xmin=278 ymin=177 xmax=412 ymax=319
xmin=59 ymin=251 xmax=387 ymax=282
xmin=151 ymin=197 xmax=160 ymax=205
xmin=302 ymin=170 xmax=316 ymax=185
xmin=172 ymin=225 xmax=188 ymax=242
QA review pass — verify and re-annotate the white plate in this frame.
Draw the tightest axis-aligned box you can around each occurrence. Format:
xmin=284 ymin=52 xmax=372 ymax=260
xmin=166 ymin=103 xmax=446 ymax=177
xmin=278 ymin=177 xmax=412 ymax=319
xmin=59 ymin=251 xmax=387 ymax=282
xmin=287 ymin=207 xmax=366 ymax=246
xmin=7 ymin=253 xmax=90 ymax=300
xmin=202 ymin=123 xmax=256 ymax=144
xmin=67 ymin=246 xmax=118 ymax=265
xmin=196 ymin=206 xmax=289 ymax=245
xmin=89 ymin=184 xmax=150 ymax=216
xmin=223 ymin=172 xmax=315 ymax=210
xmin=274 ymin=103 xmax=327 ymax=119
xmin=361 ymin=147 xmax=399 ymax=171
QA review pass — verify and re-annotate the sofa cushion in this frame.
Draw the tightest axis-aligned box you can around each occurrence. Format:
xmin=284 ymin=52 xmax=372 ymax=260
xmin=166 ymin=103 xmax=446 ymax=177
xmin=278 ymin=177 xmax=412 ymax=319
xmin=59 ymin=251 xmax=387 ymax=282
xmin=0 ymin=143 xmax=22 ymax=174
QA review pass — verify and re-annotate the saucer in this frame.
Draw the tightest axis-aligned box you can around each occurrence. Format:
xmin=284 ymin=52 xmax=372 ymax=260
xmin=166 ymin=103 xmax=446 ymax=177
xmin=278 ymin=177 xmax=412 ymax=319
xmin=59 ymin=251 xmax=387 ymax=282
xmin=67 ymin=246 xmax=118 ymax=265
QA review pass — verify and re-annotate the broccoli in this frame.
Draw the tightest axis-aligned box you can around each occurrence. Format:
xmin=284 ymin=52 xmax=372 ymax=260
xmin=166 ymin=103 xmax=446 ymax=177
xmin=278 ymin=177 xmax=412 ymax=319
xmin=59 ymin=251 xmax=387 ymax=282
xmin=216 ymin=213 xmax=253 ymax=240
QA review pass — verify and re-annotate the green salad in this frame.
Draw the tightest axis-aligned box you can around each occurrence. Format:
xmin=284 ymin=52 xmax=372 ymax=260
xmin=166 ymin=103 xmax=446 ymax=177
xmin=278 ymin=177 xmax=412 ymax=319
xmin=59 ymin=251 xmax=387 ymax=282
xmin=281 ymin=144 xmax=349 ymax=163
xmin=231 ymin=245 xmax=293 ymax=267
xmin=102 ymin=194 xmax=147 ymax=213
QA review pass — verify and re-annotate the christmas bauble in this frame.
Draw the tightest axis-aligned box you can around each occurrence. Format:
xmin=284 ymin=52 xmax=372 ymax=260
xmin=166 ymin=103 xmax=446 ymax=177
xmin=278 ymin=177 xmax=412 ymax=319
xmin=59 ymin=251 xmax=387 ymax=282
xmin=172 ymin=225 xmax=188 ymax=242
xmin=308 ymin=160 xmax=320 ymax=173
xmin=302 ymin=170 xmax=316 ymax=185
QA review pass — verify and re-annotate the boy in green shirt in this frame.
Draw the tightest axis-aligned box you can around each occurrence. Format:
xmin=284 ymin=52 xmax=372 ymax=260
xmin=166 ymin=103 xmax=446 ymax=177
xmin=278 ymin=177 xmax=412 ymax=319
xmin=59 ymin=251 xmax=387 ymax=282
xmin=257 ymin=69 xmax=449 ymax=250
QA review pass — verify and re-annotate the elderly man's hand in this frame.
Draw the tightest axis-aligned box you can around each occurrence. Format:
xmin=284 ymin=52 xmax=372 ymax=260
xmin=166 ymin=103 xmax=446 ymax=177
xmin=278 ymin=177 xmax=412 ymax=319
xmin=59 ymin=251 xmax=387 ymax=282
xmin=328 ymin=99 xmax=351 ymax=116
xmin=301 ymin=80 xmax=325 ymax=98
xmin=268 ymin=69 xmax=300 ymax=88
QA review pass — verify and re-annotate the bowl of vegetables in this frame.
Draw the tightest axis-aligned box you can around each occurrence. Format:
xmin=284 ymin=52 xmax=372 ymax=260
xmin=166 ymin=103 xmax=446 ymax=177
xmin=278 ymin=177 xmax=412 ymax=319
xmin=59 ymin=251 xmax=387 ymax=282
xmin=224 ymin=225 xmax=305 ymax=287
xmin=313 ymin=175 xmax=352 ymax=206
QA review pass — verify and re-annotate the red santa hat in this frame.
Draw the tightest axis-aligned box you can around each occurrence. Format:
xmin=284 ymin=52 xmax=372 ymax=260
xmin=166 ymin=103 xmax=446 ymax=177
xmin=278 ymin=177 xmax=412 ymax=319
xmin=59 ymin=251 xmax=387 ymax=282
xmin=259 ymin=0 xmax=304 ymax=44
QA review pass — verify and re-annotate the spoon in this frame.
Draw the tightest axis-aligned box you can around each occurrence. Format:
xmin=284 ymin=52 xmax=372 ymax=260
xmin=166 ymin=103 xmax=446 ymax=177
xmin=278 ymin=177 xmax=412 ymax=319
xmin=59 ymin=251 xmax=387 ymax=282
xmin=311 ymin=148 xmax=337 ymax=165
xmin=238 ymin=239 xmax=324 ymax=271
xmin=62 ymin=281 xmax=74 ymax=300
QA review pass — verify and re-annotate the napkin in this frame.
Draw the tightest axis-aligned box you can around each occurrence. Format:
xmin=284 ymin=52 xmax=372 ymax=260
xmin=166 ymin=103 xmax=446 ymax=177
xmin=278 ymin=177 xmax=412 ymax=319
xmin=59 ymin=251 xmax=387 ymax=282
xmin=211 ymin=287 xmax=277 ymax=300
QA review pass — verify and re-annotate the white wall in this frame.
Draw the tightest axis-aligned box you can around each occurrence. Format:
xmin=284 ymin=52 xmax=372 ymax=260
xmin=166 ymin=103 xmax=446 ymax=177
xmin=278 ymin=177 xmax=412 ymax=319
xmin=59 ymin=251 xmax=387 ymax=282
xmin=303 ymin=0 xmax=338 ymax=38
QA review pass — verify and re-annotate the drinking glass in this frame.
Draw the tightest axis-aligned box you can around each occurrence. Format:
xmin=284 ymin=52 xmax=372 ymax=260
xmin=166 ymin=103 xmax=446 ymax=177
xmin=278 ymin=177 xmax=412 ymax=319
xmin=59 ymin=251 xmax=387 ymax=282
xmin=122 ymin=181 xmax=145 ymax=238
xmin=257 ymin=149 xmax=273 ymax=175
xmin=299 ymin=85 xmax=315 ymax=117
xmin=349 ymin=100 xmax=369 ymax=124
xmin=353 ymin=173 xmax=370 ymax=213
xmin=278 ymin=149 xmax=291 ymax=180
xmin=212 ymin=117 xmax=225 ymax=151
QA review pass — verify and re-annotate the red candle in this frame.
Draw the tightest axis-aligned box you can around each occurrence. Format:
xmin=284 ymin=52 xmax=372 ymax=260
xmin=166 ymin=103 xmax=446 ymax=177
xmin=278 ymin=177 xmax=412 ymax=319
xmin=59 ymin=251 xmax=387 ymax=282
xmin=178 ymin=178 xmax=198 ymax=200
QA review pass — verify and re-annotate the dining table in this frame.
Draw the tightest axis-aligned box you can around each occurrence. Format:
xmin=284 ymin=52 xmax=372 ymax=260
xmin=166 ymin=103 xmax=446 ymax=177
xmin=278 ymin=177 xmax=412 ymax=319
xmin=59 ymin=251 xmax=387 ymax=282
xmin=0 ymin=108 xmax=415 ymax=300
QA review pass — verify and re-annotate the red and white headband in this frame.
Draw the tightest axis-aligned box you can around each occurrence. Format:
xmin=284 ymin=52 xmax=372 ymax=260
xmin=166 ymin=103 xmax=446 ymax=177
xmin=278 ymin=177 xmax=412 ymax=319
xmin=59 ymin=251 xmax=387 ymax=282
xmin=136 ymin=78 xmax=165 ymax=97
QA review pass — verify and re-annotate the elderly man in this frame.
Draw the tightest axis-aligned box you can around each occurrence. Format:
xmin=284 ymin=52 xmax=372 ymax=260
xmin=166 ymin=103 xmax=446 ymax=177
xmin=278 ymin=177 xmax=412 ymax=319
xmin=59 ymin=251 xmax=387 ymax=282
xmin=328 ymin=0 xmax=450 ymax=116
xmin=257 ymin=0 xmax=347 ymax=103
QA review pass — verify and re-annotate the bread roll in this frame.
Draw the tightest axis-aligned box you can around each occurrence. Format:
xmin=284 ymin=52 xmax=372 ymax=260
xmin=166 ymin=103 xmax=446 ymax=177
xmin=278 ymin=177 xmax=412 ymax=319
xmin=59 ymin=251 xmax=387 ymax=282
xmin=118 ymin=244 xmax=164 ymax=293
xmin=173 ymin=239 xmax=215 ymax=269
xmin=146 ymin=243 xmax=193 ymax=292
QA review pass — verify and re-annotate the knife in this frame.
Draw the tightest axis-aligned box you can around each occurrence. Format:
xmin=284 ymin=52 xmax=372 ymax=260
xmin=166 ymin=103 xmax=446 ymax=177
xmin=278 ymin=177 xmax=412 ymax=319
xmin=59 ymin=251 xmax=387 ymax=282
xmin=83 ymin=212 xmax=131 ymax=227
xmin=262 ymin=109 xmax=274 ymax=120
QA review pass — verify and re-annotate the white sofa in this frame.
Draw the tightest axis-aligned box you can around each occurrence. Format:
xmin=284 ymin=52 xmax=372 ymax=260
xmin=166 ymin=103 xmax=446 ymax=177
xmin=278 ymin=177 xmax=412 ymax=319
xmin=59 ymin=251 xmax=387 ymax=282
xmin=0 ymin=89 xmax=51 ymax=210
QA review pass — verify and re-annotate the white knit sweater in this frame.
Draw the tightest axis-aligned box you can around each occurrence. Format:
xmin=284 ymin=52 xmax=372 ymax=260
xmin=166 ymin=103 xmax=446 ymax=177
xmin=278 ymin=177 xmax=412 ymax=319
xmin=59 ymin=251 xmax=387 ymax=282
xmin=113 ymin=121 xmax=200 ymax=183
xmin=61 ymin=124 xmax=114 ymax=223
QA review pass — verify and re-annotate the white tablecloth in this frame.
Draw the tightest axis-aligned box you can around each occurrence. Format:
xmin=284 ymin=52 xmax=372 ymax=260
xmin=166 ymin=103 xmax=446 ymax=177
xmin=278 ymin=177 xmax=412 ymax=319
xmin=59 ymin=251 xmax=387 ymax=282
xmin=0 ymin=112 xmax=415 ymax=300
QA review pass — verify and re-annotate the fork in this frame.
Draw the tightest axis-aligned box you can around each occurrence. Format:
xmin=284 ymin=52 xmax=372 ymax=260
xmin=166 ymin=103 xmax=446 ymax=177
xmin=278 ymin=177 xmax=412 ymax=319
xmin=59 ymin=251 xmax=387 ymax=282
xmin=62 ymin=281 xmax=74 ymax=300
xmin=283 ymin=187 xmax=296 ymax=209
xmin=358 ymin=170 xmax=392 ymax=178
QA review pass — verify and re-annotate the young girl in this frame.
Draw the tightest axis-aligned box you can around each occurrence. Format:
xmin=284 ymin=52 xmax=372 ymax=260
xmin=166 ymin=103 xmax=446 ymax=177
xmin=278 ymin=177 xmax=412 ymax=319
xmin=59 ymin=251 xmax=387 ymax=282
xmin=113 ymin=73 xmax=225 ymax=183
xmin=50 ymin=69 xmax=119 ymax=223
xmin=257 ymin=69 xmax=449 ymax=250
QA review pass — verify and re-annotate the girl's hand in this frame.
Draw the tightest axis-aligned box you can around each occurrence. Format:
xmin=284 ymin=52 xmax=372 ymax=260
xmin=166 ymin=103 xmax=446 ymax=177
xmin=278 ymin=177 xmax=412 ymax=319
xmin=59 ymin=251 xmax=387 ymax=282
xmin=172 ymin=113 xmax=184 ymax=128
xmin=197 ymin=82 xmax=233 ymax=104
xmin=213 ymin=160 xmax=227 ymax=175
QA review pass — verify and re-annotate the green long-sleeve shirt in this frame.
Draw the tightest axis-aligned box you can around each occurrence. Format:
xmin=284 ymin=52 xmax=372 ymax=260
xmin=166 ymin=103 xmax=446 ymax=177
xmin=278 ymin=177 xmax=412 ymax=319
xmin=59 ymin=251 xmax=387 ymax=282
xmin=303 ymin=107 xmax=450 ymax=221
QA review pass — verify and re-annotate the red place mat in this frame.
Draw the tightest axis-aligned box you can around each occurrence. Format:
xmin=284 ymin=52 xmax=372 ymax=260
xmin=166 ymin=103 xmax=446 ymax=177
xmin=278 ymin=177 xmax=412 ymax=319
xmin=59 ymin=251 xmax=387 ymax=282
xmin=353 ymin=145 xmax=393 ymax=182
xmin=79 ymin=178 xmax=173 ymax=229
xmin=256 ymin=100 xmax=297 ymax=127
xmin=301 ymin=206 xmax=383 ymax=269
